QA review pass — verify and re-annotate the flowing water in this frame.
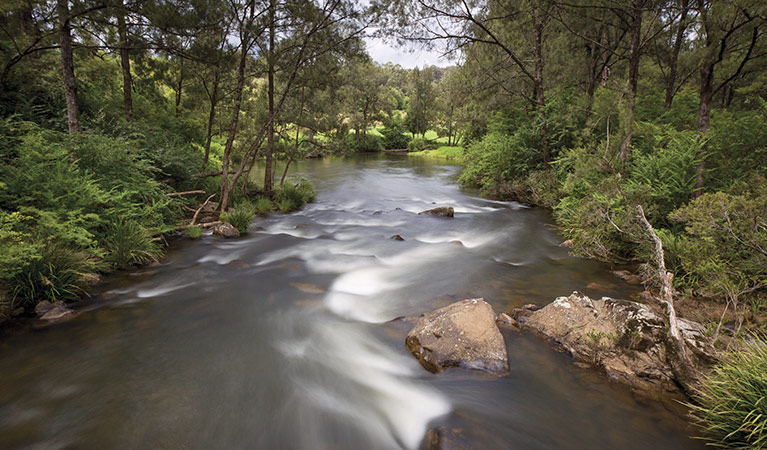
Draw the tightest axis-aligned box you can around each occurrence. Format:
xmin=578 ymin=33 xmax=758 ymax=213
xmin=0 ymin=154 xmax=704 ymax=450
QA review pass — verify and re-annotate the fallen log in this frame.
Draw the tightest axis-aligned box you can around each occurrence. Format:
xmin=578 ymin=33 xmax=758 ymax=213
xmin=167 ymin=190 xmax=206 ymax=197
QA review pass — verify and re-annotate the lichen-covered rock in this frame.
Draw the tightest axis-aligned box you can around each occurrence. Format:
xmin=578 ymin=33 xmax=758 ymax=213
xmin=418 ymin=206 xmax=454 ymax=218
xmin=213 ymin=222 xmax=240 ymax=238
xmin=511 ymin=291 xmax=712 ymax=395
xmin=406 ymin=298 xmax=509 ymax=375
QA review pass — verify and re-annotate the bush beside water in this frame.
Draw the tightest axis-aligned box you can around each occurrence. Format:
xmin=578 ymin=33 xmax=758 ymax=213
xmin=690 ymin=340 xmax=767 ymax=449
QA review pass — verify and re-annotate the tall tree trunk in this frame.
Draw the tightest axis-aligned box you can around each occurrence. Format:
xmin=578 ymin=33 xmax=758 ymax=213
xmin=57 ymin=0 xmax=81 ymax=133
xmin=175 ymin=66 xmax=184 ymax=117
xmin=665 ymin=2 xmax=688 ymax=110
xmin=117 ymin=4 xmax=132 ymax=118
xmin=619 ymin=0 xmax=643 ymax=167
xmin=202 ymin=70 xmax=220 ymax=170
xmin=219 ymin=4 xmax=252 ymax=212
xmin=695 ymin=61 xmax=714 ymax=197
xmin=533 ymin=14 xmax=550 ymax=170
xmin=264 ymin=0 xmax=275 ymax=193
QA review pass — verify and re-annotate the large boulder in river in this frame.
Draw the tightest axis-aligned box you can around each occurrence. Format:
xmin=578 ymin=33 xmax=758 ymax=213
xmin=406 ymin=298 xmax=509 ymax=375
xmin=418 ymin=206 xmax=454 ymax=218
xmin=509 ymin=291 xmax=713 ymax=395
xmin=213 ymin=222 xmax=240 ymax=238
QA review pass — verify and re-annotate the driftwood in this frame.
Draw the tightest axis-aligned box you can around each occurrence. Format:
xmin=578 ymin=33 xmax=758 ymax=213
xmin=167 ymin=190 xmax=206 ymax=197
xmin=191 ymin=194 xmax=217 ymax=226
xmin=637 ymin=204 xmax=698 ymax=394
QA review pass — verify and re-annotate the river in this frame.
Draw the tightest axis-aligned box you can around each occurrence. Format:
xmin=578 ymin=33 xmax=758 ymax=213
xmin=0 ymin=154 xmax=704 ymax=449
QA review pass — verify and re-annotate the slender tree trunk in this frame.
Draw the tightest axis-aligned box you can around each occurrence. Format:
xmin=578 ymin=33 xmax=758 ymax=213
xmin=175 ymin=67 xmax=184 ymax=117
xmin=219 ymin=5 xmax=252 ymax=212
xmin=533 ymin=15 xmax=550 ymax=169
xmin=665 ymin=2 xmax=688 ymax=110
xmin=619 ymin=0 xmax=643 ymax=167
xmin=57 ymin=0 xmax=81 ymax=133
xmin=117 ymin=4 xmax=132 ymax=118
xmin=264 ymin=0 xmax=275 ymax=193
xmin=695 ymin=61 xmax=714 ymax=197
xmin=202 ymin=70 xmax=220 ymax=170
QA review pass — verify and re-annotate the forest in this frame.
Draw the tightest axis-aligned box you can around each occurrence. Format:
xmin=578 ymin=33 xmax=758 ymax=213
xmin=1 ymin=0 xmax=767 ymax=449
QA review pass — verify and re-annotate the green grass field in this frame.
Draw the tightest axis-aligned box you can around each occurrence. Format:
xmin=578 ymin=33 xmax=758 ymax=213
xmin=408 ymin=146 xmax=464 ymax=160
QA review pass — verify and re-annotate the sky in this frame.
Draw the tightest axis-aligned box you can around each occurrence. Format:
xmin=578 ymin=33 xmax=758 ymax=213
xmin=365 ymin=37 xmax=454 ymax=69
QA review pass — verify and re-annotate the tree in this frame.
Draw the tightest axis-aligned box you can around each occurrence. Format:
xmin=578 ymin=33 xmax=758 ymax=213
xmin=405 ymin=67 xmax=434 ymax=138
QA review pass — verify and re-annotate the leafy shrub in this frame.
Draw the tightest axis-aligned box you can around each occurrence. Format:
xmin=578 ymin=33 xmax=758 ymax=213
xmin=627 ymin=125 xmax=703 ymax=223
xmin=407 ymin=137 xmax=431 ymax=152
xmin=459 ymin=131 xmax=541 ymax=194
xmin=103 ymin=220 xmax=163 ymax=269
xmin=9 ymin=244 xmax=100 ymax=308
xmin=253 ymin=196 xmax=274 ymax=215
xmin=344 ymin=133 xmax=384 ymax=153
xmin=689 ymin=339 xmax=767 ymax=449
xmin=186 ymin=226 xmax=203 ymax=239
xmin=668 ymin=177 xmax=767 ymax=322
xmin=380 ymin=122 xmax=410 ymax=149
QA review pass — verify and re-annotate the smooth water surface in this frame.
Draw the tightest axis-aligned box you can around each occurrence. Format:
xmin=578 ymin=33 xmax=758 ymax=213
xmin=0 ymin=154 xmax=703 ymax=449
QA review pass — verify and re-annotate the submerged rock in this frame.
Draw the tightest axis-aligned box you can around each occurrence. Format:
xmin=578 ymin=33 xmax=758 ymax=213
xmin=511 ymin=291 xmax=712 ymax=394
xmin=390 ymin=234 xmax=405 ymax=241
xmin=406 ymin=298 xmax=509 ymax=375
xmin=418 ymin=206 xmax=454 ymax=218
xmin=213 ymin=222 xmax=240 ymax=238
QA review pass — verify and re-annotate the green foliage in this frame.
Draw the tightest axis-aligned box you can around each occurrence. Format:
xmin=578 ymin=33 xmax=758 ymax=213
xmin=186 ymin=226 xmax=203 ymax=239
xmin=409 ymin=146 xmax=463 ymax=160
xmin=253 ymin=196 xmax=274 ymax=215
xmin=380 ymin=122 xmax=410 ymax=149
xmin=103 ymin=220 xmax=163 ymax=269
xmin=0 ymin=124 xmax=181 ymax=306
xmin=459 ymin=131 xmax=541 ymax=196
xmin=707 ymin=108 xmax=767 ymax=191
xmin=220 ymin=201 xmax=255 ymax=234
xmin=275 ymin=178 xmax=316 ymax=212
xmin=668 ymin=177 xmax=767 ymax=311
xmin=407 ymin=137 xmax=432 ymax=152
xmin=344 ymin=132 xmax=384 ymax=153
xmin=9 ymin=244 xmax=100 ymax=308
xmin=689 ymin=339 xmax=767 ymax=449
xmin=627 ymin=125 xmax=703 ymax=222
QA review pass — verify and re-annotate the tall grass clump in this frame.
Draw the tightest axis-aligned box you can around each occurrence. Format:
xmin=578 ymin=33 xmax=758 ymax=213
xmin=275 ymin=178 xmax=315 ymax=212
xmin=220 ymin=201 xmax=255 ymax=233
xmin=253 ymin=196 xmax=273 ymax=215
xmin=103 ymin=220 xmax=163 ymax=269
xmin=9 ymin=244 xmax=100 ymax=308
xmin=186 ymin=225 xmax=203 ymax=239
xmin=689 ymin=339 xmax=767 ymax=449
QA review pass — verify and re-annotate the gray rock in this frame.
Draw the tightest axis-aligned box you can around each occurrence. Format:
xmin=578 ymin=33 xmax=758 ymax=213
xmin=34 ymin=301 xmax=55 ymax=316
xmin=511 ymin=291 xmax=713 ymax=395
xmin=213 ymin=222 xmax=240 ymax=238
xmin=38 ymin=302 xmax=77 ymax=321
xmin=406 ymin=298 xmax=509 ymax=375
xmin=418 ymin=206 xmax=454 ymax=218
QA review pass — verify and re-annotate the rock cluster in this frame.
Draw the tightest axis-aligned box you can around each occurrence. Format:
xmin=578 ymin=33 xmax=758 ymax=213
xmin=506 ymin=291 xmax=713 ymax=394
